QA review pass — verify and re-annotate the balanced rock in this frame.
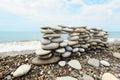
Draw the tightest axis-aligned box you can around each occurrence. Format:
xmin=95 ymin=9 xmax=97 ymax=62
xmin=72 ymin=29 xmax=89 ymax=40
xmin=50 ymin=26 xmax=62 ymax=30
xmin=70 ymin=33 xmax=80 ymax=37
xmin=102 ymin=73 xmax=118 ymax=80
xmin=60 ymin=42 xmax=68 ymax=47
xmin=68 ymin=36 xmax=79 ymax=41
xmin=65 ymin=46 xmax=73 ymax=51
xmin=39 ymin=53 xmax=53 ymax=60
xmin=40 ymin=38 xmax=51 ymax=45
xmin=68 ymin=41 xmax=79 ymax=46
xmin=68 ymin=60 xmax=82 ymax=69
xmin=13 ymin=64 xmax=31 ymax=77
xmin=43 ymin=34 xmax=60 ymax=38
xmin=62 ymin=52 xmax=71 ymax=57
xmin=52 ymin=37 xmax=63 ymax=43
xmin=87 ymin=58 xmax=99 ymax=67
xmin=32 ymin=56 xmax=60 ymax=65
xmin=72 ymin=48 xmax=79 ymax=52
xmin=41 ymin=29 xmax=54 ymax=34
xmin=35 ymin=48 xmax=51 ymax=56
xmin=56 ymin=48 xmax=65 ymax=53
xmin=42 ymin=43 xmax=59 ymax=50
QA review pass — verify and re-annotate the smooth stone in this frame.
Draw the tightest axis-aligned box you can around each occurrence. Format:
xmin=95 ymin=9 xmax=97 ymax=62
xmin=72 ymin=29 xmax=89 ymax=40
xmin=50 ymin=26 xmax=62 ymax=30
xmin=65 ymin=46 xmax=73 ymax=51
xmin=39 ymin=53 xmax=53 ymax=60
xmin=83 ymin=74 xmax=94 ymax=80
xmin=70 ymin=33 xmax=80 ymax=36
xmin=100 ymin=60 xmax=110 ymax=66
xmin=41 ymin=26 xmax=50 ymax=29
xmin=62 ymin=52 xmax=71 ymax=57
xmin=68 ymin=41 xmax=79 ymax=46
xmin=32 ymin=56 xmax=60 ymax=65
xmin=40 ymin=38 xmax=51 ymax=45
xmin=113 ymin=52 xmax=120 ymax=58
xmin=35 ymin=48 xmax=51 ymax=56
xmin=56 ymin=48 xmax=65 ymax=53
xmin=75 ymin=28 xmax=86 ymax=32
xmin=68 ymin=60 xmax=82 ymax=69
xmin=68 ymin=36 xmax=79 ymax=41
xmin=87 ymin=58 xmax=100 ymax=67
xmin=102 ymin=73 xmax=118 ymax=80
xmin=72 ymin=48 xmax=79 ymax=52
xmin=58 ymin=61 xmax=66 ymax=67
xmin=13 ymin=64 xmax=31 ymax=77
xmin=60 ymin=42 xmax=68 ymax=47
xmin=81 ymin=45 xmax=88 ymax=48
xmin=79 ymin=48 xmax=85 ymax=52
xmin=43 ymin=34 xmax=60 ymax=38
xmin=52 ymin=37 xmax=63 ymax=43
xmin=42 ymin=43 xmax=59 ymax=50
xmin=63 ymin=28 xmax=73 ymax=32
xmin=41 ymin=29 xmax=54 ymax=34
xmin=56 ymin=76 xmax=77 ymax=80
xmin=73 ymin=44 xmax=81 ymax=48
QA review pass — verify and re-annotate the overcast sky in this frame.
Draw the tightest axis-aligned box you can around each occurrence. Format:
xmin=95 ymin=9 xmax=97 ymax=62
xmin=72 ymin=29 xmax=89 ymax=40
xmin=0 ymin=0 xmax=120 ymax=31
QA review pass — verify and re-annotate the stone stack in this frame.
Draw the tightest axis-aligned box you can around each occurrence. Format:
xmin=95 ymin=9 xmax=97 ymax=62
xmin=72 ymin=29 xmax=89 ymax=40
xmin=32 ymin=25 xmax=109 ymax=65
xmin=88 ymin=28 xmax=109 ymax=53
xmin=32 ymin=26 xmax=61 ymax=65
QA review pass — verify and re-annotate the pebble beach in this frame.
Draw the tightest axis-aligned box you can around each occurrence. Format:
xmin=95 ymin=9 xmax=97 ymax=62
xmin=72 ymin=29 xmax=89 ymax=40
xmin=0 ymin=36 xmax=120 ymax=80
xmin=0 ymin=41 xmax=120 ymax=80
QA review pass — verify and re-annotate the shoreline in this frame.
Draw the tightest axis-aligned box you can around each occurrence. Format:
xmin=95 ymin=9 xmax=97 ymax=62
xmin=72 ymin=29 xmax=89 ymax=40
xmin=0 ymin=38 xmax=119 ymax=56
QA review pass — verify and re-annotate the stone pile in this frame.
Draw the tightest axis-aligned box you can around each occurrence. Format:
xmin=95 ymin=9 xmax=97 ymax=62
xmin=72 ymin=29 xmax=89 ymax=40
xmin=32 ymin=25 xmax=108 ymax=65
xmin=88 ymin=28 xmax=109 ymax=53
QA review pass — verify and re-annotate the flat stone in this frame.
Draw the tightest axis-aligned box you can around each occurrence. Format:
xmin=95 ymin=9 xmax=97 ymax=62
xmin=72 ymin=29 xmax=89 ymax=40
xmin=40 ymin=38 xmax=51 ymax=45
xmin=58 ymin=61 xmax=66 ymax=67
xmin=35 ymin=48 xmax=51 ymax=56
xmin=70 ymin=33 xmax=80 ymax=37
xmin=68 ymin=41 xmax=79 ymax=46
xmin=56 ymin=48 xmax=65 ymax=53
xmin=43 ymin=34 xmax=60 ymax=38
xmin=113 ymin=52 xmax=120 ymax=58
xmin=73 ymin=44 xmax=81 ymax=48
xmin=60 ymin=42 xmax=68 ymax=47
xmin=63 ymin=28 xmax=73 ymax=32
xmin=87 ymin=58 xmax=100 ymax=67
xmin=32 ymin=56 xmax=60 ymax=65
xmin=42 ymin=43 xmax=59 ymax=50
xmin=13 ymin=64 xmax=31 ymax=77
xmin=68 ymin=36 xmax=79 ymax=41
xmin=81 ymin=45 xmax=88 ymax=48
xmin=39 ymin=53 xmax=53 ymax=60
xmin=79 ymin=48 xmax=85 ymax=52
xmin=62 ymin=52 xmax=71 ymax=57
xmin=65 ymin=46 xmax=73 ymax=51
xmin=102 ymin=73 xmax=118 ymax=80
xmin=100 ymin=60 xmax=110 ymax=67
xmin=50 ymin=26 xmax=62 ymax=30
xmin=72 ymin=48 xmax=79 ymax=52
xmin=41 ymin=29 xmax=54 ymax=34
xmin=83 ymin=74 xmax=94 ymax=80
xmin=75 ymin=28 xmax=86 ymax=32
xmin=56 ymin=76 xmax=77 ymax=80
xmin=52 ymin=37 xmax=63 ymax=43
xmin=68 ymin=60 xmax=82 ymax=69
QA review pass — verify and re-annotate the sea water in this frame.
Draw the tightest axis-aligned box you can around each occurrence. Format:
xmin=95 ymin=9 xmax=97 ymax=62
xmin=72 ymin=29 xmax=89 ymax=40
xmin=0 ymin=31 xmax=120 ymax=42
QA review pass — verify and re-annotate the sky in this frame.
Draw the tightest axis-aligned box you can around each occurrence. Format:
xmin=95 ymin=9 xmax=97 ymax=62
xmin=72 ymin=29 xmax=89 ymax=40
xmin=0 ymin=0 xmax=120 ymax=31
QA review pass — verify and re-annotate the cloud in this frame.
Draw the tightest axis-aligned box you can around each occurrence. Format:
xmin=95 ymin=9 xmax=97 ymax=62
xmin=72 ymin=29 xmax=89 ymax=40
xmin=0 ymin=0 xmax=120 ymax=30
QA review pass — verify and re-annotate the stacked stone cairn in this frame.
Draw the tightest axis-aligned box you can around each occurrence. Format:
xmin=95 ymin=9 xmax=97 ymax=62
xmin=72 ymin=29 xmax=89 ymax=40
xmin=32 ymin=25 xmax=108 ymax=65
